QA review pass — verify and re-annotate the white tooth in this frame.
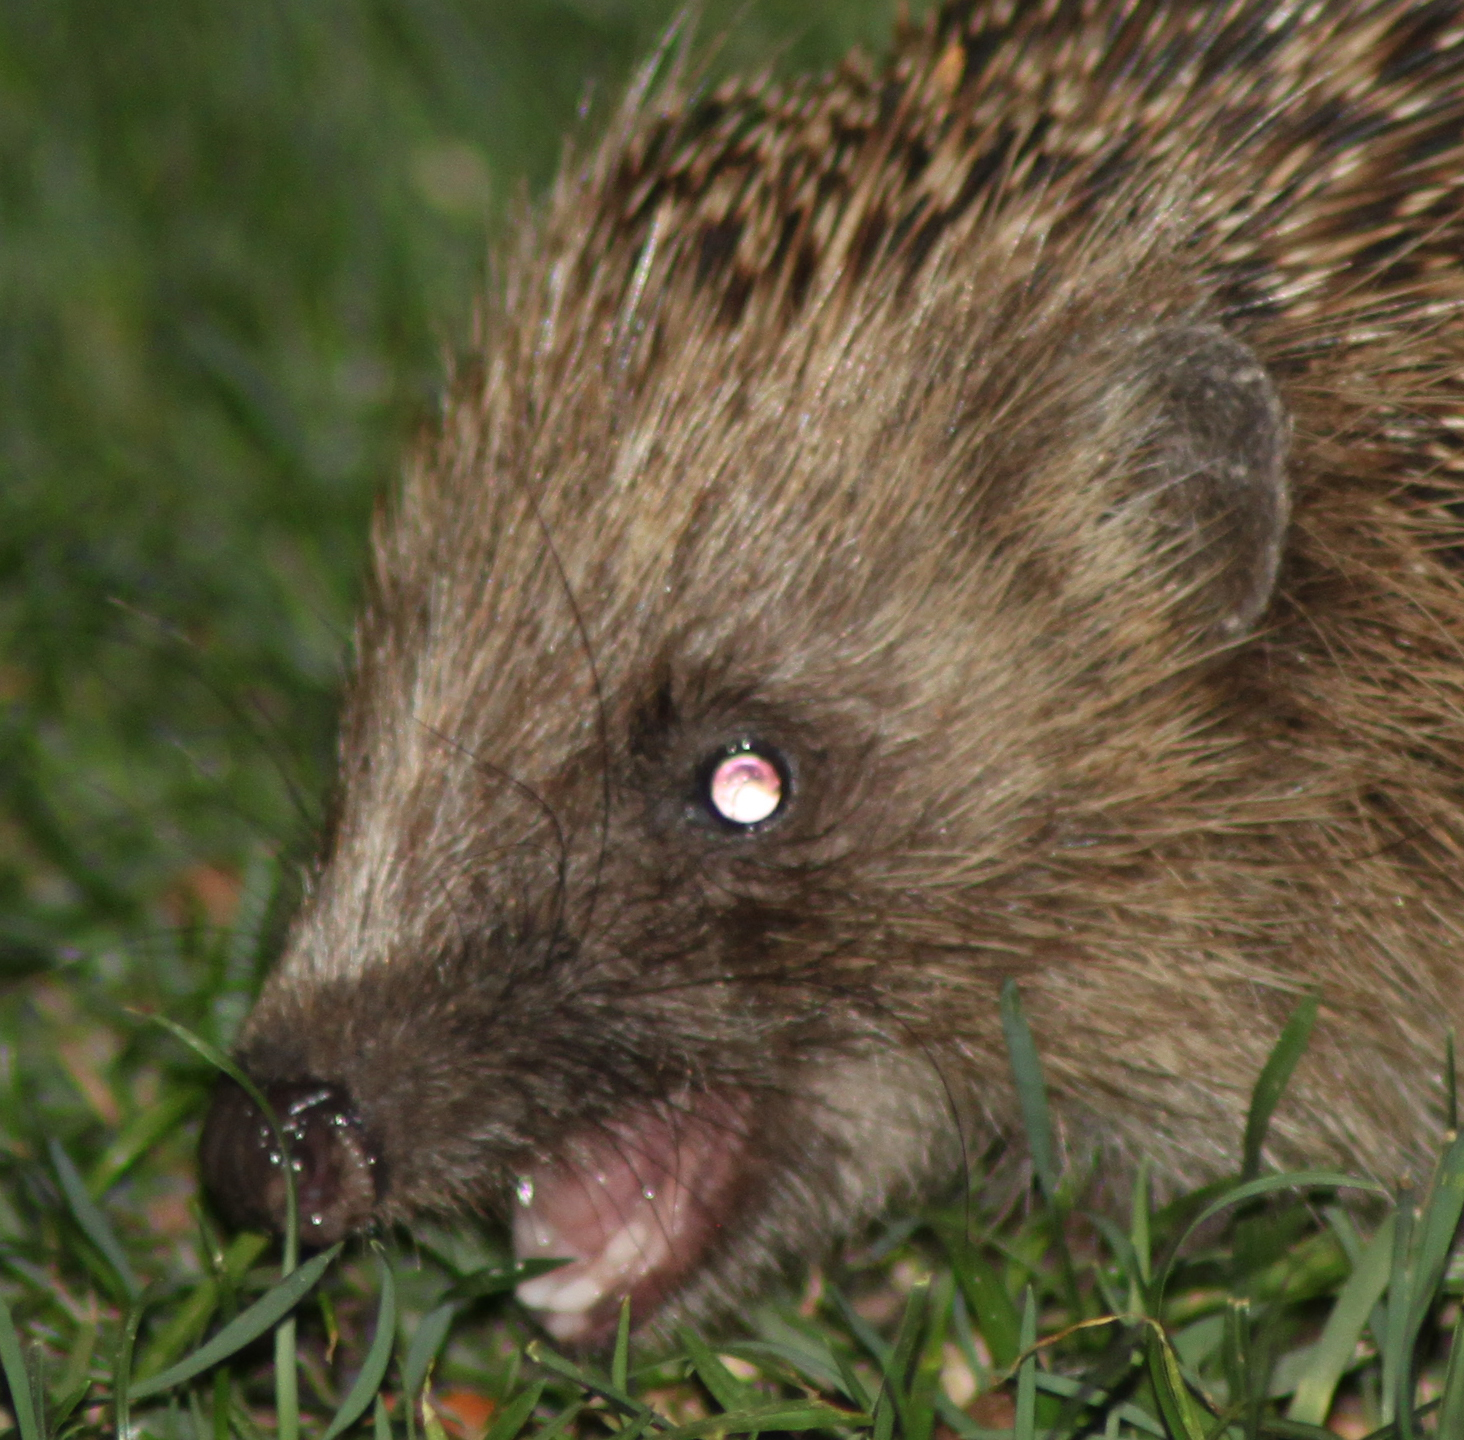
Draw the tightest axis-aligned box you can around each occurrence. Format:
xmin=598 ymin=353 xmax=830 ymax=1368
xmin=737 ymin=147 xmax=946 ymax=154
xmin=516 ymin=1270 xmax=605 ymax=1314
xmin=540 ymin=1307 xmax=592 ymax=1343
xmin=600 ymin=1217 xmax=667 ymax=1277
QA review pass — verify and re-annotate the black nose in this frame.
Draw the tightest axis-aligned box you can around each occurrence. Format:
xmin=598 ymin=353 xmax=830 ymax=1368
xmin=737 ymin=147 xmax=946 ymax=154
xmin=198 ymin=1077 xmax=380 ymax=1245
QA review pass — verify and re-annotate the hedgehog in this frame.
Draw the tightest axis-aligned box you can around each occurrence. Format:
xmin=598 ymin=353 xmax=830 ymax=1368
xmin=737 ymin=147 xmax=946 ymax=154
xmin=199 ymin=0 xmax=1464 ymax=1343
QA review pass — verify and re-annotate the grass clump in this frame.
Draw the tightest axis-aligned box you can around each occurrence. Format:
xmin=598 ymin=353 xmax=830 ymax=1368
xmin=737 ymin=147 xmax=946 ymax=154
xmin=3 ymin=1 xmax=1464 ymax=1437
xmin=3 ymin=971 xmax=1463 ymax=1438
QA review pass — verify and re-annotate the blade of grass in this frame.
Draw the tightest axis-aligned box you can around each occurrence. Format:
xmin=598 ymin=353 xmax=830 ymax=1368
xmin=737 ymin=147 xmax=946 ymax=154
xmin=833 ymin=1349 xmax=875 ymax=1413
xmin=0 ymin=1285 xmax=42 ymax=1440
xmin=21 ymin=1347 xmax=43 ymax=1440
xmin=527 ymin=1341 xmax=646 ymax=1418
xmin=1241 ymin=994 xmax=1318 ymax=1181
xmin=1014 ymin=1287 xmax=1037 ymax=1440
xmin=611 ymin=1409 xmax=658 ymax=1440
xmin=724 ymin=1338 xmax=848 ymax=1398
xmin=1264 ymin=1419 xmax=1364 ymax=1439
xmin=1221 ymin=1298 xmax=1251 ymax=1435
xmin=137 ymin=1279 xmax=220 ymax=1392
xmin=1031 ymin=1369 xmax=1167 ymax=1438
xmin=662 ymin=1401 xmax=870 ymax=1438
xmin=999 ymin=981 xmax=1081 ymax=1314
xmin=999 ymin=979 xmax=1058 ymax=1204
xmin=828 ymin=1286 xmax=892 ymax=1369
xmin=1085 ymin=1213 xmax=1141 ymax=1296
xmin=1325 ymin=1206 xmax=1364 ymax=1266
xmin=323 ymin=1252 xmax=398 ymax=1440
xmin=1287 ymin=1212 xmax=1394 ymax=1424
xmin=1382 ymin=1186 xmax=1415 ymax=1436
xmin=113 ymin=1289 xmax=149 ymax=1440
xmin=501 ymin=1346 xmax=523 ymax=1411
xmin=1131 ymin=1157 xmax=1153 ymax=1291
xmin=612 ymin=1297 xmax=632 ymax=1394
xmin=212 ymin=1368 xmax=229 ymax=1440
xmin=402 ymin=1300 xmax=457 ymax=1410
xmin=1436 ymin=1305 xmax=1464 ymax=1438
xmin=135 ymin=1232 xmax=271 ymax=1382
xmin=828 ymin=1284 xmax=896 ymax=1440
xmin=888 ymin=1278 xmax=930 ymax=1384
xmin=277 ymin=1308 xmax=300 ymax=1440
xmin=1326 ymin=1207 xmax=1391 ymax=1359
xmin=375 ymin=1394 xmax=393 ymax=1440
xmin=529 ymin=1399 xmax=585 ymax=1440
xmin=442 ymin=1258 xmax=568 ymax=1304
xmin=129 ymin=1243 xmax=343 ymax=1400
xmin=933 ymin=1224 xmax=1022 ymax=1369
xmin=50 ymin=1139 xmax=142 ymax=1302
xmin=868 ymin=1278 xmax=928 ymax=1440
xmin=84 ymin=1088 xmax=203 ymax=1199
xmin=873 ymin=1387 xmax=896 ymax=1440
xmin=1404 ymin=1128 xmax=1464 ymax=1340
xmin=931 ymin=1393 xmax=991 ymax=1440
xmin=907 ymin=1271 xmax=952 ymax=1440
xmin=188 ymin=1385 xmax=208 ymax=1440
xmin=49 ymin=1311 xmax=97 ymax=1428
xmin=680 ymin=1326 xmax=751 ymax=1413
xmin=948 ymin=1288 xmax=989 ymax=1395
xmin=1158 ymin=1171 xmax=1388 ymax=1301
xmin=422 ymin=1391 xmax=451 ymax=1440
xmin=481 ymin=1380 xmax=546 ymax=1440
xmin=1143 ymin=1323 xmax=1210 ymax=1440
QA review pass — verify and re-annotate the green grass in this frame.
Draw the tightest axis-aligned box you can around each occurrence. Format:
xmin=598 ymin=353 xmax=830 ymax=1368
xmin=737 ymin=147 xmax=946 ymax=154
xmin=2 ymin=1 xmax=1464 ymax=1435
xmin=9 ymin=973 xmax=1464 ymax=1439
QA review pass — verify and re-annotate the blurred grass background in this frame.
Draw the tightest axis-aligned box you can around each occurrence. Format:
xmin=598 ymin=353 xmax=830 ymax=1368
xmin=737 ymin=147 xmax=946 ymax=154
xmin=0 ymin=0 xmax=910 ymax=970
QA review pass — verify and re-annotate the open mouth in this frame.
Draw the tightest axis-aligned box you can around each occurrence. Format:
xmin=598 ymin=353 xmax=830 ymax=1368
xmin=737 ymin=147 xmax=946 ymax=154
xmin=512 ymin=1098 xmax=748 ymax=1342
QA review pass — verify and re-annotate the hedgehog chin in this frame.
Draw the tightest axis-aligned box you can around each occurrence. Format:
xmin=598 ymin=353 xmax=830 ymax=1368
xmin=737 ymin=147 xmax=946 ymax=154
xmin=512 ymin=1101 xmax=746 ymax=1343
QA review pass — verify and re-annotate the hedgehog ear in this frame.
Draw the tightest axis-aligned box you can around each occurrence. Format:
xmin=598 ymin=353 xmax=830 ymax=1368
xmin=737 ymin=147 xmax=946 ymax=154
xmin=1103 ymin=324 xmax=1290 ymax=638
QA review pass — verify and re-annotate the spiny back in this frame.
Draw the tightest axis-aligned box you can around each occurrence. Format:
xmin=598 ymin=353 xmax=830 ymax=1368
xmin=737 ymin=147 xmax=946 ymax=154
xmin=513 ymin=0 xmax=1464 ymax=375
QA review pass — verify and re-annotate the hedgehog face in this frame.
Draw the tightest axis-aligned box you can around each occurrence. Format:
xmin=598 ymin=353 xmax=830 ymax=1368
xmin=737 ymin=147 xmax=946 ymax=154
xmin=199 ymin=245 xmax=1290 ymax=1337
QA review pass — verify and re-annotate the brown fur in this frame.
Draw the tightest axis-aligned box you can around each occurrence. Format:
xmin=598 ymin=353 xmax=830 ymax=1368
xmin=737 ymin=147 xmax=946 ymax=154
xmin=217 ymin=0 xmax=1464 ymax=1330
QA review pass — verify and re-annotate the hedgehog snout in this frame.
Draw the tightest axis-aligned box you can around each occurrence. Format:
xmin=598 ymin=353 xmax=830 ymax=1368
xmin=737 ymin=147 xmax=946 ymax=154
xmin=198 ymin=1076 xmax=381 ymax=1246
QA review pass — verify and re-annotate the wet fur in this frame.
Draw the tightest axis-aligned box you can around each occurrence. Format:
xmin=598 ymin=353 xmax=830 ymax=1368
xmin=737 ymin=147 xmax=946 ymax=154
xmin=236 ymin=0 xmax=1464 ymax=1327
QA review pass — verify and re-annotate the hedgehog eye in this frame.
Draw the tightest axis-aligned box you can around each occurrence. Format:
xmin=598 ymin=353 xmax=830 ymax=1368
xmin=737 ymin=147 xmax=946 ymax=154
xmin=703 ymin=743 xmax=787 ymax=829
